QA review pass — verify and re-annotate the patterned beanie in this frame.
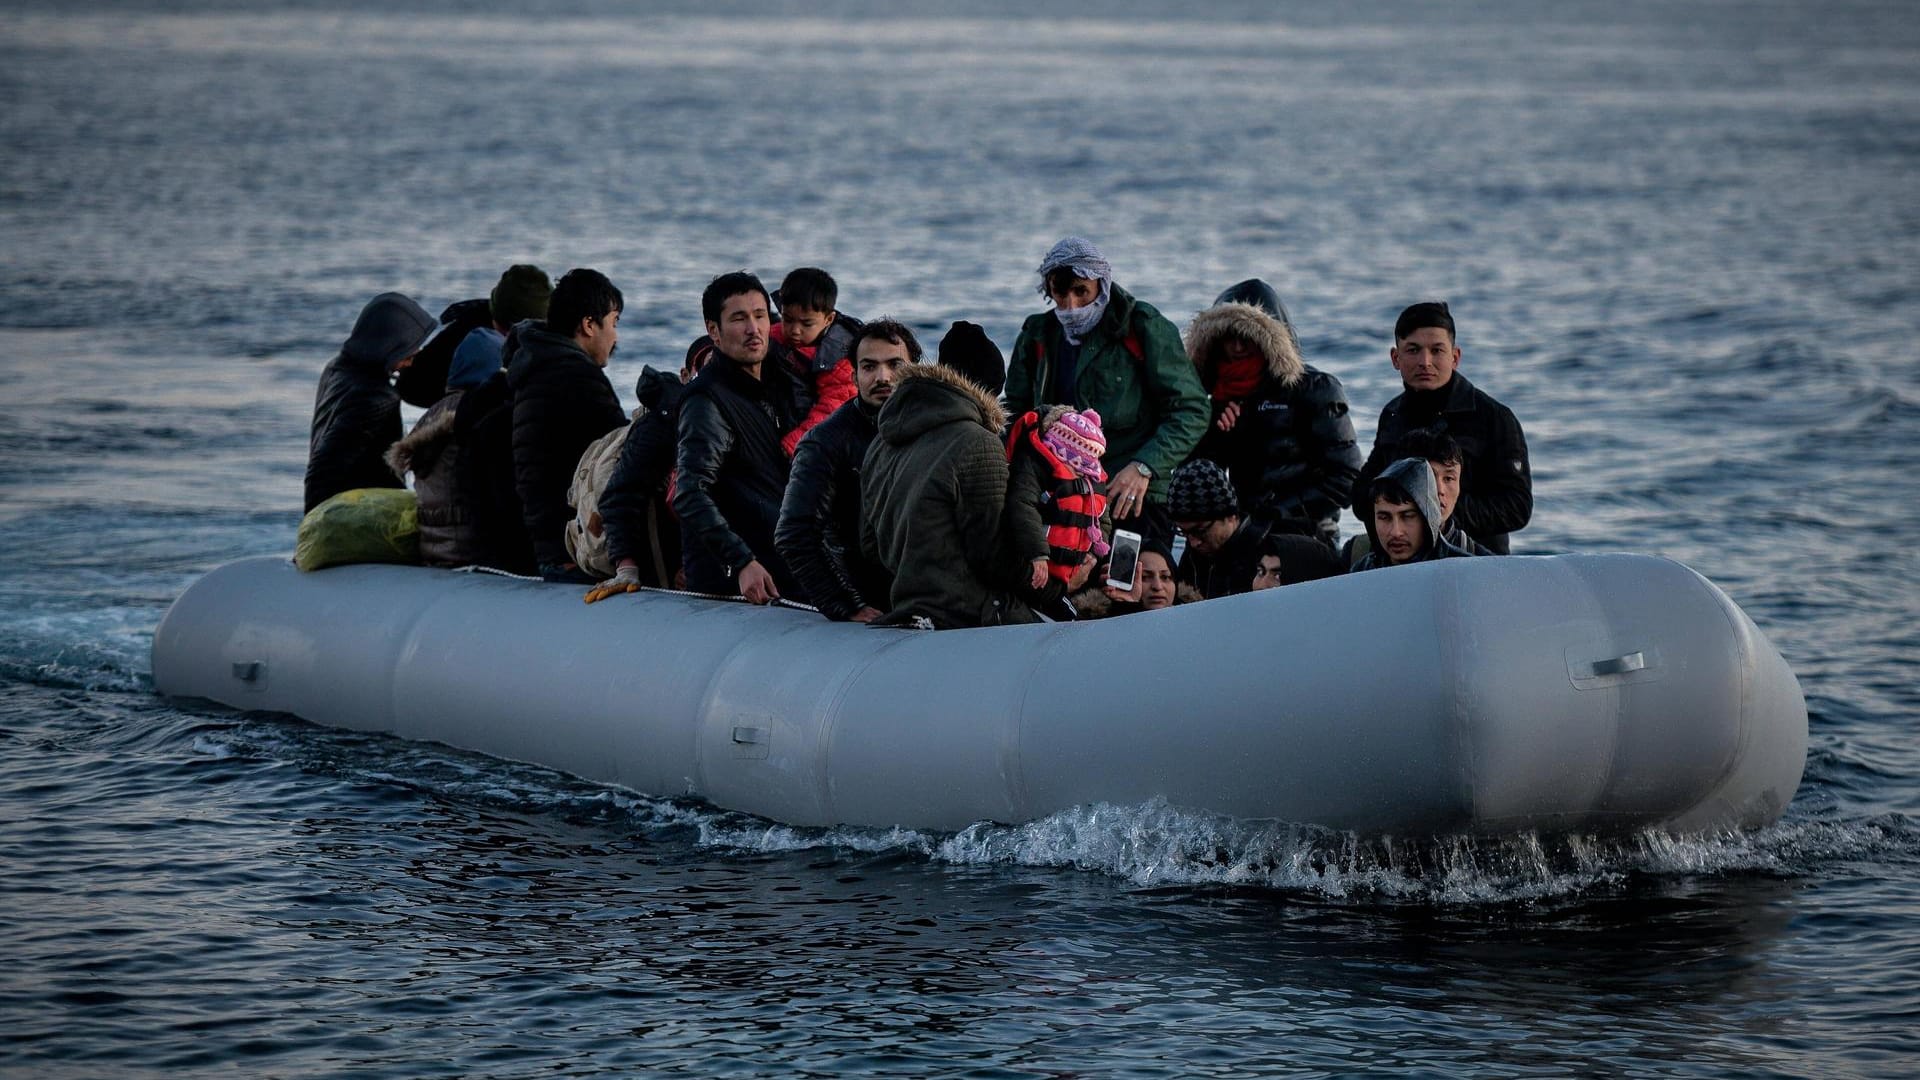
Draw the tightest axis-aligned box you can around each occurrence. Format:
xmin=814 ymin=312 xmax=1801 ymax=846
xmin=1043 ymin=408 xmax=1107 ymax=480
xmin=1168 ymin=458 xmax=1239 ymax=521
xmin=490 ymin=264 xmax=553 ymax=328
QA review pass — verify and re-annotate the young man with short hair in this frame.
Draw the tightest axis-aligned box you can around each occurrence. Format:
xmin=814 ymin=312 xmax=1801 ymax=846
xmin=506 ymin=268 xmax=628 ymax=581
xmin=1354 ymin=302 xmax=1531 ymax=553
xmin=1396 ymin=426 xmax=1496 ymax=557
xmin=674 ymin=272 xmax=805 ymax=604
xmin=774 ymin=320 xmax=916 ymax=622
xmin=1349 ymin=457 xmax=1478 ymax=572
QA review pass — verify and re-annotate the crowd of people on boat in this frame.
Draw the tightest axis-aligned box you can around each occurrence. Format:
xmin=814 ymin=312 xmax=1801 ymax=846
xmin=304 ymin=237 xmax=1532 ymax=629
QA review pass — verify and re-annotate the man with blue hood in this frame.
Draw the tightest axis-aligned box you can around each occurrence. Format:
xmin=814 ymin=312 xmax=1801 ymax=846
xmin=1349 ymin=457 xmax=1478 ymax=572
xmin=1005 ymin=237 xmax=1209 ymax=547
xmin=305 ymin=291 xmax=437 ymax=512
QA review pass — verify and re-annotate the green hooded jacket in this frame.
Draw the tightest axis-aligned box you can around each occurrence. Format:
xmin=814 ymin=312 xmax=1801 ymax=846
xmin=1005 ymin=283 xmax=1210 ymax=503
xmin=860 ymin=364 xmax=1036 ymax=630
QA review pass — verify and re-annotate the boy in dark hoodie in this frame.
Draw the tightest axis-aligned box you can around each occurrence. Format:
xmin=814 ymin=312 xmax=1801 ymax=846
xmin=1349 ymin=457 xmax=1478 ymax=572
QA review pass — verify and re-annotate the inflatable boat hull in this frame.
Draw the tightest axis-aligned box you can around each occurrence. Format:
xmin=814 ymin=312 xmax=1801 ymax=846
xmin=150 ymin=554 xmax=1806 ymax=836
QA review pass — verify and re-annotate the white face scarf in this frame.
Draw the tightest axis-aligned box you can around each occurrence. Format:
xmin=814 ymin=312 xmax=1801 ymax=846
xmin=1052 ymin=280 xmax=1111 ymax=345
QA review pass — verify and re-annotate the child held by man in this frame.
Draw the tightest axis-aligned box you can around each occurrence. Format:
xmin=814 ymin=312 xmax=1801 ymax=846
xmin=1005 ymin=406 xmax=1110 ymax=618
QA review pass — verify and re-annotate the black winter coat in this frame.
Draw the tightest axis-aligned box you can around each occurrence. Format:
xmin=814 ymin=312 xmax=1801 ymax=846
xmin=1191 ymin=368 xmax=1362 ymax=538
xmin=452 ymin=370 xmax=537 ymax=575
xmin=1355 ymin=372 xmax=1531 ymax=554
xmin=600 ymin=369 xmax=688 ymax=588
xmin=505 ymin=326 xmax=626 ymax=570
xmin=305 ymin=292 xmax=436 ymax=512
xmin=1183 ymin=299 xmax=1362 ymax=545
xmin=672 ymin=353 xmax=803 ymax=596
xmin=775 ymin=396 xmax=889 ymax=621
xmin=305 ymin=358 xmax=403 ymax=513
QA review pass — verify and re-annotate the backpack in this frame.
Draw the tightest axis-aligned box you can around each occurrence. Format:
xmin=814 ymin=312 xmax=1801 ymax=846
xmin=563 ymin=419 xmax=635 ymax=579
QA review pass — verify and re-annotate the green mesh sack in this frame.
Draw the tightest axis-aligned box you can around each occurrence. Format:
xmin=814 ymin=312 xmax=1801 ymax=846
xmin=294 ymin=488 xmax=420 ymax=571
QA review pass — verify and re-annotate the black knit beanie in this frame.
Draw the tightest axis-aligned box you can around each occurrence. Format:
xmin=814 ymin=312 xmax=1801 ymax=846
xmin=938 ymin=321 xmax=1006 ymax=396
xmin=490 ymin=265 xmax=553 ymax=328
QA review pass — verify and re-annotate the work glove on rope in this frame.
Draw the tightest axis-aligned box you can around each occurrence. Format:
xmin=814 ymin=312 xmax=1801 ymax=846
xmin=583 ymin=564 xmax=641 ymax=604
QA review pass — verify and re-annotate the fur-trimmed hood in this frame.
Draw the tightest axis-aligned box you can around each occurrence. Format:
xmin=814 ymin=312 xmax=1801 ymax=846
xmin=1067 ymin=580 xmax=1204 ymax=619
xmin=876 ymin=361 xmax=1008 ymax=444
xmin=385 ymin=393 xmax=462 ymax=478
xmin=1184 ymin=302 xmax=1304 ymax=388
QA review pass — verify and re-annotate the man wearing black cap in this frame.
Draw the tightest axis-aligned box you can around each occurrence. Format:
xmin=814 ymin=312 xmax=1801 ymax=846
xmin=1353 ymin=302 xmax=1531 ymax=553
xmin=392 ymin=264 xmax=552 ymax=409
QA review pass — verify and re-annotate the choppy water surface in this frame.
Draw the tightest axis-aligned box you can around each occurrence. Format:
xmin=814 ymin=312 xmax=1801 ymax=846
xmin=3 ymin=1 xmax=1918 ymax=1075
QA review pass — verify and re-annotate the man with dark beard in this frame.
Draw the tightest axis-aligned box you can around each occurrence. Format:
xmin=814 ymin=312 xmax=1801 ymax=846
xmin=775 ymin=320 xmax=917 ymax=622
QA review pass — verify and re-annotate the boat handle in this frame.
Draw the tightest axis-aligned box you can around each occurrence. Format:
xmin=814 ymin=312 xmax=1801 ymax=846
xmin=232 ymin=661 xmax=264 ymax=682
xmin=1588 ymin=652 xmax=1646 ymax=677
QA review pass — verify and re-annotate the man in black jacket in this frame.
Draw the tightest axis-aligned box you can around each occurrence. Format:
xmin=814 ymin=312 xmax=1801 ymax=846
xmin=507 ymin=268 xmax=628 ymax=582
xmin=774 ymin=320 xmax=915 ymax=622
xmin=673 ymin=272 xmax=803 ymax=604
xmin=1354 ymin=302 xmax=1531 ymax=553
xmin=305 ymin=292 xmax=437 ymax=512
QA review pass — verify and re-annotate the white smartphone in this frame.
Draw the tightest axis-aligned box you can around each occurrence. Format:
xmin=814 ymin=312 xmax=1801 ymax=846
xmin=1104 ymin=529 xmax=1143 ymax=591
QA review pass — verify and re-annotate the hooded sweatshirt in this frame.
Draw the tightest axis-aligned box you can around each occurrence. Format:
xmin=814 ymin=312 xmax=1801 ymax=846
xmin=305 ymin=292 xmax=436 ymax=512
xmin=1350 ymin=457 xmax=1476 ymax=572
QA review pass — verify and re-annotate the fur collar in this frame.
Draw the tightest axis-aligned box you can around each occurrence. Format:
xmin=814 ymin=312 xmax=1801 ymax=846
xmin=1184 ymin=302 xmax=1304 ymax=387
xmin=892 ymin=362 xmax=1008 ymax=436
xmin=385 ymin=394 xmax=461 ymax=477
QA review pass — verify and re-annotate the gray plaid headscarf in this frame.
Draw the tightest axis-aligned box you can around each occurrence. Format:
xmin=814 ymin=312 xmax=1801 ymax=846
xmin=1037 ymin=236 xmax=1113 ymax=345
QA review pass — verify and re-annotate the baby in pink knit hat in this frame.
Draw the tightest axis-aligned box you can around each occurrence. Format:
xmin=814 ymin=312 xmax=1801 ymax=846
xmin=1003 ymin=405 xmax=1111 ymax=614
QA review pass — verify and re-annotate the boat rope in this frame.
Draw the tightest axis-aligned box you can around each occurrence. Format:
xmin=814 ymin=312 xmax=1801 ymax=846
xmin=451 ymin=564 xmax=822 ymax=614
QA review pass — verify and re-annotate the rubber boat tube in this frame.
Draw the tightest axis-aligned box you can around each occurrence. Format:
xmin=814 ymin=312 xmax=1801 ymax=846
xmin=150 ymin=554 xmax=1806 ymax=836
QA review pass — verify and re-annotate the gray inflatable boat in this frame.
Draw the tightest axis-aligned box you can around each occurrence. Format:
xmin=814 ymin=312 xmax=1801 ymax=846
xmin=150 ymin=554 xmax=1806 ymax=837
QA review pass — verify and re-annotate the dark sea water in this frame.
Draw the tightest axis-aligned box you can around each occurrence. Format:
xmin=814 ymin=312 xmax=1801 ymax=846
xmin=3 ymin=1 xmax=1918 ymax=1075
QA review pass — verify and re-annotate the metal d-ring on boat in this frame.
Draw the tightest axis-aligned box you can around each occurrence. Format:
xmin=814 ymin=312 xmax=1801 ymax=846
xmin=150 ymin=553 xmax=1807 ymax=836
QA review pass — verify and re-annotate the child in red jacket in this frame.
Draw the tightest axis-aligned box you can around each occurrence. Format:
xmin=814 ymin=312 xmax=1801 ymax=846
xmin=771 ymin=267 xmax=864 ymax=457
